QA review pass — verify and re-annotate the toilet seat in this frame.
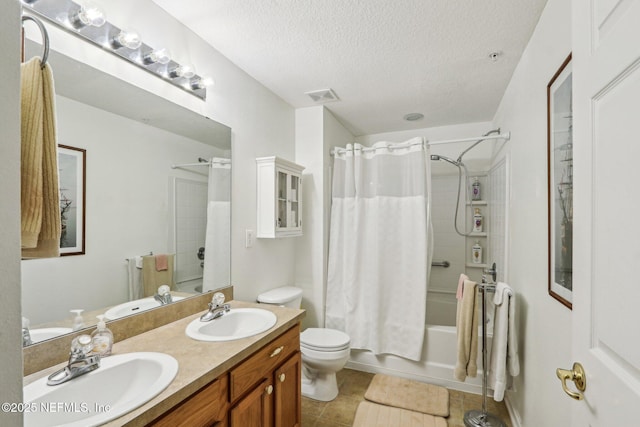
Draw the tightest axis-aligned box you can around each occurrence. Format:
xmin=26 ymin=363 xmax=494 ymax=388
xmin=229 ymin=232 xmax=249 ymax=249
xmin=301 ymin=328 xmax=350 ymax=352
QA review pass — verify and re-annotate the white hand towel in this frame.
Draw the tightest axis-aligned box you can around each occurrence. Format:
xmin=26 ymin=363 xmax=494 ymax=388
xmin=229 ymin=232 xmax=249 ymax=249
xmin=488 ymin=282 xmax=520 ymax=401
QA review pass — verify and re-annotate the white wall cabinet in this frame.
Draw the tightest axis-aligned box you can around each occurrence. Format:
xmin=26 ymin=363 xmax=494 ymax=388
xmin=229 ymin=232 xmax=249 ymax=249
xmin=256 ymin=157 xmax=305 ymax=238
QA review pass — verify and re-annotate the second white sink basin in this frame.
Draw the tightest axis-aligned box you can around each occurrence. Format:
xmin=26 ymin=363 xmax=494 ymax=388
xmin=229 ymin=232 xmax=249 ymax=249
xmin=23 ymin=352 xmax=178 ymax=427
xmin=30 ymin=327 xmax=74 ymax=344
xmin=186 ymin=308 xmax=277 ymax=342
xmin=104 ymin=296 xmax=185 ymax=320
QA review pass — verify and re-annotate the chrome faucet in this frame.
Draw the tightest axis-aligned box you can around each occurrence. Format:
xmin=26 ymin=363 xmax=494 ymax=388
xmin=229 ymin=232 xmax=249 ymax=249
xmin=47 ymin=335 xmax=100 ymax=386
xmin=154 ymin=284 xmax=173 ymax=305
xmin=200 ymin=292 xmax=231 ymax=322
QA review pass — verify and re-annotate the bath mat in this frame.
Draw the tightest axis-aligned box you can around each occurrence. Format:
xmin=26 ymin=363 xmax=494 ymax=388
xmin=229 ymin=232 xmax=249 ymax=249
xmin=353 ymin=401 xmax=448 ymax=427
xmin=364 ymin=374 xmax=450 ymax=417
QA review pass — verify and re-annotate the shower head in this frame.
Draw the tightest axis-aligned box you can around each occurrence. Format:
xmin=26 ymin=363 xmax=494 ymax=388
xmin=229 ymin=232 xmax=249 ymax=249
xmin=430 ymin=154 xmax=461 ymax=167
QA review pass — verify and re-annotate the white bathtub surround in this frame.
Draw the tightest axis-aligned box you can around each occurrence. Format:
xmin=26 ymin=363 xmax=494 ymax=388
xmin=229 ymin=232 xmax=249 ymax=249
xmin=488 ymin=282 xmax=519 ymax=401
xmin=202 ymin=159 xmax=231 ymax=292
xmin=455 ymin=279 xmax=479 ymax=381
xmin=326 ymin=138 xmax=433 ymax=361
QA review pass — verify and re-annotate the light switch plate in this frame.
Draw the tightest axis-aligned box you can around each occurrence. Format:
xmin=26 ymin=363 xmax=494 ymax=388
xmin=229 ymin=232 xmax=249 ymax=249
xmin=245 ymin=229 xmax=255 ymax=248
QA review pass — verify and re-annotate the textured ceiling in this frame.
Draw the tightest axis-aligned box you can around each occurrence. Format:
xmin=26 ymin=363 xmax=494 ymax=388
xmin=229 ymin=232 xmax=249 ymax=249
xmin=152 ymin=0 xmax=548 ymax=136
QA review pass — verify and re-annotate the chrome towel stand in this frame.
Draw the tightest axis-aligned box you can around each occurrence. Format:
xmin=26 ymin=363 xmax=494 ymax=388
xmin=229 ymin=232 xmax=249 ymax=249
xmin=21 ymin=14 xmax=50 ymax=69
xmin=464 ymin=262 xmax=506 ymax=427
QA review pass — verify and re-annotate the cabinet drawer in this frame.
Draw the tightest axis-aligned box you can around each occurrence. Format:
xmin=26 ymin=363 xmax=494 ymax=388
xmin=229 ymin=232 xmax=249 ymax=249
xmin=151 ymin=375 xmax=228 ymax=427
xmin=229 ymin=325 xmax=299 ymax=402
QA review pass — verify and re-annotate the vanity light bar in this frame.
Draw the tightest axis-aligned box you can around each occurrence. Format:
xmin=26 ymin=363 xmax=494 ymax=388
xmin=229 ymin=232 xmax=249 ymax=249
xmin=22 ymin=0 xmax=210 ymax=100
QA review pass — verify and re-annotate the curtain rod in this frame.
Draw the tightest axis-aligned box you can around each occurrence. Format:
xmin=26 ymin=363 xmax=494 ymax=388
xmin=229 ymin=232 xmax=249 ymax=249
xmin=330 ymin=132 xmax=510 ymax=156
xmin=427 ymin=132 xmax=511 ymax=146
xmin=171 ymin=158 xmax=231 ymax=169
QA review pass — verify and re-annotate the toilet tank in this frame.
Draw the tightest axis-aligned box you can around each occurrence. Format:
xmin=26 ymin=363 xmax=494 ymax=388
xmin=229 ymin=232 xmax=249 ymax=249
xmin=257 ymin=286 xmax=303 ymax=308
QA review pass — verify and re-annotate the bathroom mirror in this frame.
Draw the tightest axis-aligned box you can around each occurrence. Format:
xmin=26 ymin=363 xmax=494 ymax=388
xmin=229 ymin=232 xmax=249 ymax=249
xmin=21 ymin=41 xmax=232 ymax=345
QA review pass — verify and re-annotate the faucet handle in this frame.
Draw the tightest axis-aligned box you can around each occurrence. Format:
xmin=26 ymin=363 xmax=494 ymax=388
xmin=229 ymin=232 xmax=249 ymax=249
xmin=157 ymin=285 xmax=171 ymax=296
xmin=211 ymin=292 xmax=225 ymax=306
xmin=71 ymin=334 xmax=93 ymax=356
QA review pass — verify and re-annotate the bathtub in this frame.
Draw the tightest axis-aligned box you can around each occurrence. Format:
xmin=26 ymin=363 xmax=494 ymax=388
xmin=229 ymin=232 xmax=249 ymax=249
xmin=345 ymin=290 xmax=494 ymax=394
xmin=175 ymin=278 xmax=204 ymax=293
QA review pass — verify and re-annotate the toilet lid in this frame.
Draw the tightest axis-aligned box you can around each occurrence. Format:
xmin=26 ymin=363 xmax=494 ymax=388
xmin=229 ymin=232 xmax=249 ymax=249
xmin=257 ymin=286 xmax=303 ymax=304
xmin=300 ymin=328 xmax=350 ymax=352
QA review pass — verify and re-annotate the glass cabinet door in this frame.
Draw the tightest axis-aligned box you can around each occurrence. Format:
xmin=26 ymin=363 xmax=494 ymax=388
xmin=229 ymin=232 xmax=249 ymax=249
xmin=275 ymin=170 xmax=301 ymax=232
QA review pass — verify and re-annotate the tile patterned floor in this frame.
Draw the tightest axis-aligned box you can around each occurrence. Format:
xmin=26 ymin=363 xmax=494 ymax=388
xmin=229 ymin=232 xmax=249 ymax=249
xmin=302 ymin=369 xmax=512 ymax=427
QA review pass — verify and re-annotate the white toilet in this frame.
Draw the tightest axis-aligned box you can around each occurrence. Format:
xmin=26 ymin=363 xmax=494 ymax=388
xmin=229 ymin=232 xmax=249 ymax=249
xmin=257 ymin=286 xmax=351 ymax=401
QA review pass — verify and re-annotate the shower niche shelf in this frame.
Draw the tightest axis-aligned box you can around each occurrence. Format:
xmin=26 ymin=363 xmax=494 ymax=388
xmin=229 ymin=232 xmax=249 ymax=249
xmin=256 ymin=156 xmax=305 ymax=238
xmin=465 ymin=175 xmax=489 ymax=278
xmin=467 ymin=200 xmax=488 ymax=206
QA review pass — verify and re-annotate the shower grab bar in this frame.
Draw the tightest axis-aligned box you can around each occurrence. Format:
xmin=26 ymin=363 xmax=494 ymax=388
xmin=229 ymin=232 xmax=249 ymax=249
xmin=431 ymin=260 xmax=450 ymax=268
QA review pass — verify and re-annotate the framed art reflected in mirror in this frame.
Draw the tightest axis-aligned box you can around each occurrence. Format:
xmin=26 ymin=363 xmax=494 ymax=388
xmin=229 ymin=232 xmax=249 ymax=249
xmin=547 ymin=53 xmax=573 ymax=309
xmin=58 ymin=144 xmax=86 ymax=256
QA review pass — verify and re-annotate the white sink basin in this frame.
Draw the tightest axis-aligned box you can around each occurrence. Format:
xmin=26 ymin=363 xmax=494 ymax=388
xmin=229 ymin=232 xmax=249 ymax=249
xmin=30 ymin=328 xmax=74 ymax=344
xmin=23 ymin=352 xmax=178 ymax=427
xmin=186 ymin=308 xmax=277 ymax=342
xmin=104 ymin=296 xmax=185 ymax=320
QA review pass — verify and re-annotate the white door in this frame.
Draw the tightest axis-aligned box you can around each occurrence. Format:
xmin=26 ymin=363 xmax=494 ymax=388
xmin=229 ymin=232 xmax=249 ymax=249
xmin=569 ymin=0 xmax=640 ymax=424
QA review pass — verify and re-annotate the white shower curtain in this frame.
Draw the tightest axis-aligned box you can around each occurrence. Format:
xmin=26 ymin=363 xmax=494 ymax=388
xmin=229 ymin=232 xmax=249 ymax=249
xmin=326 ymin=137 xmax=433 ymax=361
xmin=202 ymin=158 xmax=231 ymax=292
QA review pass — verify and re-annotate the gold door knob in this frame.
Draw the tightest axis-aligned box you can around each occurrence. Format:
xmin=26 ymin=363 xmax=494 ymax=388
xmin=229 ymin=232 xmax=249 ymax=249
xmin=266 ymin=384 xmax=274 ymax=395
xmin=279 ymin=373 xmax=286 ymax=382
xmin=556 ymin=362 xmax=586 ymax=400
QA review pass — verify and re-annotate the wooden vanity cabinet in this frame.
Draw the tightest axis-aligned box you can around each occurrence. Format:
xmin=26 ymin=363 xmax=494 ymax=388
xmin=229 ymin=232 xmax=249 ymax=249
xmin=149 ymin=324 xmax=301 ymax=427
xmin=229 ymin=325 xmax=302 ymax=427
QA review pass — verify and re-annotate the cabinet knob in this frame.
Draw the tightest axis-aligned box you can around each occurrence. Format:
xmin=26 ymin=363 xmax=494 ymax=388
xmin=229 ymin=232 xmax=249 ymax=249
xmin=279 ymin=373 xmax=286 ymax=383
xmin=266 ymin=384 xmax=274 ymax=395
xmin=270 ymin=346 xmax=284 ymax=358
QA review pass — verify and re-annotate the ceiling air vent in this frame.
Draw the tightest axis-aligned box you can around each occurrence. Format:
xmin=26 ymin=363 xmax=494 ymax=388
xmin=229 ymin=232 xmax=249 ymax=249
xmin=305 ymin=88 xmax=339 ymax=103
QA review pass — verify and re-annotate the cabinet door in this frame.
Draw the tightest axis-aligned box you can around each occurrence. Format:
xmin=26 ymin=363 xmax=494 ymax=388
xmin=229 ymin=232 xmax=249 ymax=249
xmin=275 ymin=169 xmax=302 ymax=233
xmin=274 ymin=352 xmax=301 ymax=427
xmin=230 ymin=378 xmax=274 ymax=427
xmin=150 ymin=376 xmax=228 ymax=427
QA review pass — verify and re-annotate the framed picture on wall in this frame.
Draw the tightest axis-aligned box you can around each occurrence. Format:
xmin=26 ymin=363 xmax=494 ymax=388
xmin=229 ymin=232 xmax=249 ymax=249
xmin=58 ymin=144 xmax=86 ymax=256
xmin=547 ymin=54 xmax=573 ymax=309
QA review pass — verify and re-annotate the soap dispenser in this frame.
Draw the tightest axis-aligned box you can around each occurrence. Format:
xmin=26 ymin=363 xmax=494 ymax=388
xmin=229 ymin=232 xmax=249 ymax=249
xmin=91 ymin=315 xmax=113 ymax=357
xmin=70 ymin=309 xmax=85 ymax=331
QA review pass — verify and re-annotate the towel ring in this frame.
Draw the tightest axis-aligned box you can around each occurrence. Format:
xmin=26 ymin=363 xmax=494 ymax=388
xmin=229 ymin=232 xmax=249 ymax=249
xmin=21 ymin=15 xmax=49 ymax=69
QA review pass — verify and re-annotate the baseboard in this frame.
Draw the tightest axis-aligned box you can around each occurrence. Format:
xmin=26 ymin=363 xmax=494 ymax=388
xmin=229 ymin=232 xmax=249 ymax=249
xmin=504 ymin=394 xmax=522 ymax=427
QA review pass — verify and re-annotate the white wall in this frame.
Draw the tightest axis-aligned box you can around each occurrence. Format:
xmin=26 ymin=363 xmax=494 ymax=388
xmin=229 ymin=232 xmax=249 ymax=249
xmin=491 ymin=0 xmax=572 ymax=425
xmin=0 ymin=2 xmax=24 ymax=425
xmin=20 ymin=96 xmax=223 ymax=325
xmin=294 ymin=106 xmax=353 ymax=329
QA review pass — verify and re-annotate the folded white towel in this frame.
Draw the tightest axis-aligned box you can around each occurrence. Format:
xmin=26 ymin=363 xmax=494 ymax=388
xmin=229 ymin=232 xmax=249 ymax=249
xmin=488 ymin=282 xmax=520 ymax=401
xmin=135 ymin=256 xmax=143 ymax=269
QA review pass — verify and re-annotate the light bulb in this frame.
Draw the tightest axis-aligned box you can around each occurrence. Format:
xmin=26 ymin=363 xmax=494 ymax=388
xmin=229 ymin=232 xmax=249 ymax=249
xmin=169 ymin=64 xmax=195 ymax=79
xmin=191 ymin=76 xmax=215 ymax=90
xmin=70 ymin=1 xmax=106 ymax=29
xmin=113 ymin=28 xmax=142 ymax=50
xmin=143 ymin=48 xmax=171 ymax=65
